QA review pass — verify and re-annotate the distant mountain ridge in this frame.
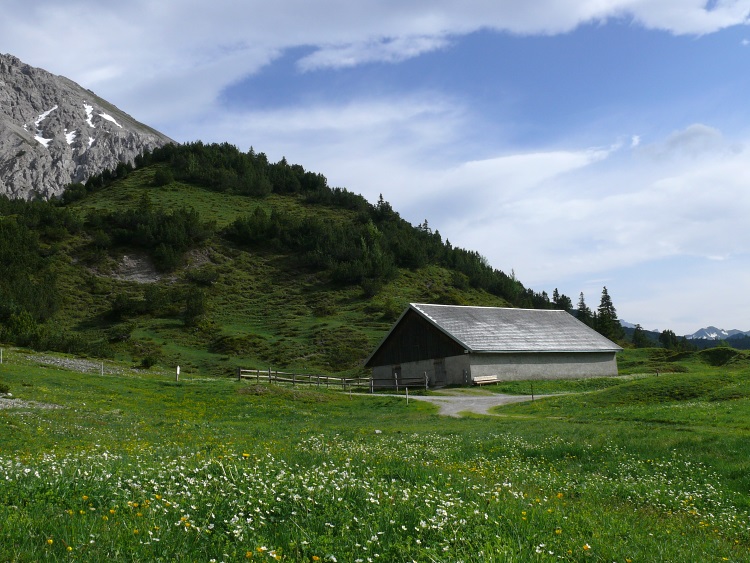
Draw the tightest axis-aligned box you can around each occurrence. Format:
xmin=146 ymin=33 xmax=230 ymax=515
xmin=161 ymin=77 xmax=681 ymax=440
xmin=0 ymin=53 xmax=173 ymax=199
xmin=622 ymin=320 xmax=749 ymax=341
xmin=686 ymin=326 xmax=749 ymax=340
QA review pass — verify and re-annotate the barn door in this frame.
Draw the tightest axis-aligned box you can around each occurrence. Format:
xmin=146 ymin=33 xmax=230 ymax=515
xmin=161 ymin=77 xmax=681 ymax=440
xmin=433 ymin=358 xmax=447 ymax=386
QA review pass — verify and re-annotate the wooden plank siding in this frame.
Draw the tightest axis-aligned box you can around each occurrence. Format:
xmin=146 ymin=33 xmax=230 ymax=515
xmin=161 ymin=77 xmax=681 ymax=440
xmin=365 ymin=309 xmax=465 ymax=367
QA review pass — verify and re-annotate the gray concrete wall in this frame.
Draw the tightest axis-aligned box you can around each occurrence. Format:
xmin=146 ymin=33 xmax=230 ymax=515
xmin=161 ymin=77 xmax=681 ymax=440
xmin=371 ymin=352 xmax=617 ymax=388
xmin=469 ymin=352 xmax=618 ymax=381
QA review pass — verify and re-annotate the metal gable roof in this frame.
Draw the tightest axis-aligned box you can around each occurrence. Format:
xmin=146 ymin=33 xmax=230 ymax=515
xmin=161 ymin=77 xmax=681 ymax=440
xmin=409 ymin=303 xmax=622 ymax=353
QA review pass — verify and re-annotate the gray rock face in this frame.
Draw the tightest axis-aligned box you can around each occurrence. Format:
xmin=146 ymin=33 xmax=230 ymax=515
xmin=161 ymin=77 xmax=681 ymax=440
xmin=0 ymin=53 xmax=174 ymax=200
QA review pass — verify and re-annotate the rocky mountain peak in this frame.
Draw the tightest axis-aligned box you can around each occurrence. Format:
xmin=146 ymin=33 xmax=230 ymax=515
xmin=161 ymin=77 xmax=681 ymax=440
xmin=0 ymin=53 xmax=174 ymax=199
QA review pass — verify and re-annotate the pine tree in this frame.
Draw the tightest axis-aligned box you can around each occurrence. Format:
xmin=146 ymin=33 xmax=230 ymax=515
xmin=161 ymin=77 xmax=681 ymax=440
xmin=632 ymin=324 xmax=651 ymax=348
xmin=595 ymin=286 xmax=624 ymax=341
xmin=576 ymin=292 xmax=593 ymax=327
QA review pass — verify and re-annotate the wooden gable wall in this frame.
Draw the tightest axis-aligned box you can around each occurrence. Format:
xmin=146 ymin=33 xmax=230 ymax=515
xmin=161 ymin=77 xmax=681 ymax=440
xmin=365 ymin=309 xmax=465 ymax=367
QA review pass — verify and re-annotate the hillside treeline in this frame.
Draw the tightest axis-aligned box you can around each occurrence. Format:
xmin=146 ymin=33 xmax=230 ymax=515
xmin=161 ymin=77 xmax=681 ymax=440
xmin=0 ymin=141 xmax=645 ymax=359
xmin=60 ymin=141 xmax=565 ymax=309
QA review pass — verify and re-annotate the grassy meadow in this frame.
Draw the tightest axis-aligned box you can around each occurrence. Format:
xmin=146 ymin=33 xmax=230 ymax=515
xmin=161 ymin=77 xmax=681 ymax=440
xmin=1 ymin=346 xmax=750 ymax=562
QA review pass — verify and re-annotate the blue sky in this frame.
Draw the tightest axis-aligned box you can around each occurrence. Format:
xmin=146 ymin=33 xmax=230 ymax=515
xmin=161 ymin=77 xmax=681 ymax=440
xmin=4 ymin=1 xmax=750 ymax=334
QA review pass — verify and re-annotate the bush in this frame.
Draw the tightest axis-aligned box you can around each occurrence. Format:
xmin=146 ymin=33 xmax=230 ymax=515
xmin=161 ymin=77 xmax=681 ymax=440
xmin=0 ymin=382 xmax=9 ymax=394
xmin=140 ymin=355 xmax=158 ymax=369
xmin=153 ymin=168 xmax=174 ymax=186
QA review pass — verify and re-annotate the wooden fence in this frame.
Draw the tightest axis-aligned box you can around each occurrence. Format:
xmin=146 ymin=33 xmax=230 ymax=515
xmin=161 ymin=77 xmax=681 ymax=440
xmin=236 ymin=367 xmax=371 ymax=391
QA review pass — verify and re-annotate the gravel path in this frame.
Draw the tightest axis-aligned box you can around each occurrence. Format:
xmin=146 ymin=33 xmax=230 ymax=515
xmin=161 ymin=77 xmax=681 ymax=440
xmin=378 ymin=389 xmax=537 ymax=417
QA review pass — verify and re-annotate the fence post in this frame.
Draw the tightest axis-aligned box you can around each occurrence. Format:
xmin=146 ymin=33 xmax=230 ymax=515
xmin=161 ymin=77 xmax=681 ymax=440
xmin=424 ymin=371 xmax=428 ymax=390
xmin=176 ymin=365 xmax=180 ymax=382
xmin=237 ymin=367 xmax=241 ymax=381
xmin=370 ymin=377 xmax=374 ymax=394
xmin=0 ymin=348 xmax=3 ymax=364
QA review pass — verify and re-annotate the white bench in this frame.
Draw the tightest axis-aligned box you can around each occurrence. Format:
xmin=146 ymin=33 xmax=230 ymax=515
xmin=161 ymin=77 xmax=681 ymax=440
xmin=472 ymin=375 xmax=499 ymax=385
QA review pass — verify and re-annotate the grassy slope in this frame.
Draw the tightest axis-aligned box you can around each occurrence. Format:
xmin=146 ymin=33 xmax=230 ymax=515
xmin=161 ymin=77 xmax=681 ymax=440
xmin=46 ymin=166 xmax=509 ymax=378
xmin=1 ymin=348 xmax=749 ymax=561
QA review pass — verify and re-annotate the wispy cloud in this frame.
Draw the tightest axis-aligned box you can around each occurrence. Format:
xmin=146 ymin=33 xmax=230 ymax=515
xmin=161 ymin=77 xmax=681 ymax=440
xmin=298 ymin=35 xmax=453 ymax=71
xmin=3 ymin=1 xmax=749 ymax=126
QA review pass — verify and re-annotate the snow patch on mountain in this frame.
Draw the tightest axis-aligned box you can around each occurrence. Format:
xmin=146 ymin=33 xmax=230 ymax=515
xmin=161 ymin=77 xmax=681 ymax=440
xmin=84 ymin=103 xmax=95 ymax=128
xmin=99 ymin=112 xmax=122 ymax=128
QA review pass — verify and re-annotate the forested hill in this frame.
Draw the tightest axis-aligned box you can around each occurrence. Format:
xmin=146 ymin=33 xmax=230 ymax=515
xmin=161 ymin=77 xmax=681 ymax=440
xmin=0 ymin=142 xmax=582 ymax=376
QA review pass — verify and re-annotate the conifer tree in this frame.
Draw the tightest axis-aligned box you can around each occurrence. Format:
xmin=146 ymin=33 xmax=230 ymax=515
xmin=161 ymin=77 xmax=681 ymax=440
xmin=576 ymin=292 xmax=593 ymax=327
xmin=595 ymin=286 xmax=624 ymax=341
xmin=632 ymin=324 xmax=651 ymax=348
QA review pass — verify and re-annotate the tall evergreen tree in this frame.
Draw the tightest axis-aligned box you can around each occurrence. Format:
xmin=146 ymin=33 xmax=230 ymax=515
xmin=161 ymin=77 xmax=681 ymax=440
xmin=632 ymin=324 xmax=651 ymax=348
xmin=659 ymin=329 xmax=680 ymax=350
xmin=576 ymin=292 xmax=593 ymax=327
xmin=553 ymin=288 xmax=573 ymax=312
xmin=595 ymin=286 xmax=624 ymax=341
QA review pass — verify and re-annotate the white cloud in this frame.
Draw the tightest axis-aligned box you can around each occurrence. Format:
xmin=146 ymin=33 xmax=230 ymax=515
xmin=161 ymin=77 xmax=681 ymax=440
xmin=298 ymin=35 xmax=453 ymax=71
xmin=3 ymin=1 xmax=748 ymax=128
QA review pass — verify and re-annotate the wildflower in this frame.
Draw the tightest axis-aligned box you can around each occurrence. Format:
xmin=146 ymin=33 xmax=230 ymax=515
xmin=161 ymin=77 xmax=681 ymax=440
xmin=245 ymin=551 xmax=253 ymax=559
xmin=47 ymin=539 xmax=53 ymax=545
xmin=313 ymin=557 xmax=321 ymax=562
xmin=67 ymin=546 xmax=73 ymax=552
xmin=82 ymin=495 xmax=89 ymax=501
xmin=583 ymin=544 xmax=591 ymax=551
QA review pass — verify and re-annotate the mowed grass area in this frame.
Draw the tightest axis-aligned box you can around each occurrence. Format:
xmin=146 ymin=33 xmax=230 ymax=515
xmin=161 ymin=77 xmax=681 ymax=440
xmin=1 ymin=348 xmax=750 ymax=562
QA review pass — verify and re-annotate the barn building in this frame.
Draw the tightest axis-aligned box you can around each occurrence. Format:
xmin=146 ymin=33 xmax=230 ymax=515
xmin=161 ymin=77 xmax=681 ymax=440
xmin=364 ymin=303 xmax=622 ymax=389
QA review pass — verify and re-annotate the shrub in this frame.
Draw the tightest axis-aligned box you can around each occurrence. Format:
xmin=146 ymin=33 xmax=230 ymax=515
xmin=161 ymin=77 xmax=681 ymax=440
xmin=0 ymin=382 xmax=9 ymax=394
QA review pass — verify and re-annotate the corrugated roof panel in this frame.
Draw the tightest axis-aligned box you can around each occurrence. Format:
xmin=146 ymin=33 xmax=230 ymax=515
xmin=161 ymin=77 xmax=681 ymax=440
xmin=410 ymin=303 xmax=621 ymax=353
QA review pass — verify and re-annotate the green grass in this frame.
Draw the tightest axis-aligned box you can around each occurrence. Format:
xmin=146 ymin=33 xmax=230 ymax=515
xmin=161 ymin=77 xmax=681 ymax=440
xmin=26 ymin=176 xmax=518 ymax=379
xmin=2 ymin=347 xmax=750 ymax=561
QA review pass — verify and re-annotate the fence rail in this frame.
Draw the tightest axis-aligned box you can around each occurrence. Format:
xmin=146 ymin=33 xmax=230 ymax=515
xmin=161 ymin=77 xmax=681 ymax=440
xmin=236 ymin=368 xmax=371 ymax=391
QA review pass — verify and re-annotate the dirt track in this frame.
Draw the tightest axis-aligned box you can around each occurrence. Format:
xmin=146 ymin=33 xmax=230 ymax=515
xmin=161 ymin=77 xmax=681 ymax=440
xmin=379 ymin=389 xmax=537 ymax=417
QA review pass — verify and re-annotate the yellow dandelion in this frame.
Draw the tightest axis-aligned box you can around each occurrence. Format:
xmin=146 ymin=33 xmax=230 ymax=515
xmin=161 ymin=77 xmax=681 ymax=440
xmin=102 ymin=515 xmax=109 ymax=521
xmin=555 ymin=528 xmax=562 ymax=535
xmin=109 ymin=509 xmax=116 ymax=515
xmin=242 ymin=453 xmax=250 ymax=458
xmin=47 ymin=539 xmax=54 ymax=545
xmin=313 ymin=557 xmax=321 ymax=561
xmin=245 ymin=551 xmax=253 ymax=559
xmin=583 ymin=543 xmax=591 ymax=551
xmin=67 ymin=546 xmax=73 ymax=552
xmin=134 ymin=529 xmax=139 ymax=535
xmin=82 ymin=495 xmax=89 ymax=501
xmin=556 ymin=492 xmax=564 ymax=499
